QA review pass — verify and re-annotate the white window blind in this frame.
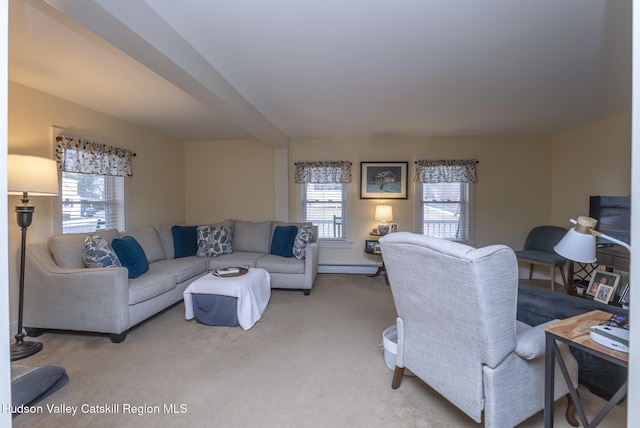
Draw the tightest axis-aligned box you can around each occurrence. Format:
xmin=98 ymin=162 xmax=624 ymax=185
xmin=61 ymin=172 xmax=124 ymax=233
xmin=303 ymin=183 xmax=346 ymax=239
xmin=420 ymin=182 xmax=470 ymax=241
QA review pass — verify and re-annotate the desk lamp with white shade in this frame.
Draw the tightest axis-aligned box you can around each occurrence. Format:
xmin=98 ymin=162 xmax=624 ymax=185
xmin=554 ymin=216 xmax=631 ymax=263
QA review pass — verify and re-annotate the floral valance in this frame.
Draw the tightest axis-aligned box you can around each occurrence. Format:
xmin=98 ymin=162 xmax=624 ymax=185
xmin=294 ymin=161 xmax=352 ymax=184
xmin=414 ymin=159 xmax=477 ymax=183
xmin=55 ymin=135 xmax=135 ymax=177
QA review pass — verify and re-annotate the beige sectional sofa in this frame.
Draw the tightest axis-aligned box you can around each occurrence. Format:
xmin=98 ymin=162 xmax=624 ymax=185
xmin=23 ymin=220 xmax=318 ymax=343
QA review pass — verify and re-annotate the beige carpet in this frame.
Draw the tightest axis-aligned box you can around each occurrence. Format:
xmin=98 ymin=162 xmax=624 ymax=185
xmin=12 ymin=274 xmax=626 ymax=427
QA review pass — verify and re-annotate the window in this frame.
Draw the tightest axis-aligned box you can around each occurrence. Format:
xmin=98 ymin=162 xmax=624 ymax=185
xmin=55 ymin=133 xmax=133 ymax=234
xmin=295 ymin=160 xmax=351 ymax=240
xmin=419 ymin=182 xmax=471 ymax=241
xmin=303 ymin=183 xmax=346 ymax=239
xmin=61 ymin=172 xmax=124 ymax=233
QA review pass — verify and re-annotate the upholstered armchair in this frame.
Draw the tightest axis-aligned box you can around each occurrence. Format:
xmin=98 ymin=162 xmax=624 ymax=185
xmin=515 ymin=225 xmax=569 ymax=291
xmin=379 ymin=232 xmax=578 ymax=428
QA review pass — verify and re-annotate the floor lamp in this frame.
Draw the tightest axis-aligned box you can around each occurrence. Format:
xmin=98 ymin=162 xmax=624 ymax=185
xmin=7 ymin=155 xmax=59 ymax=361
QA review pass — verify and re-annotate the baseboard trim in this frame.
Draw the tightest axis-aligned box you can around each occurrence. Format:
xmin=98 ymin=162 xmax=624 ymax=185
xmin=318 ymin=264 xmax=379 ymax=275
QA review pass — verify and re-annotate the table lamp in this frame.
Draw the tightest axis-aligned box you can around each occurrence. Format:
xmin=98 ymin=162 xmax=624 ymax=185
xmin=554 ymin=216 xmax=631 ymax=263
xmin=375 ymin=205 xmax=393 ymax=235
xmin=7 ymin=155 xmax=59 ymax=361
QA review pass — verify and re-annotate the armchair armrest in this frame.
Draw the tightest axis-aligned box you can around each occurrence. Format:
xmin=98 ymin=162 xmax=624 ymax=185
xmin=514 ymin=320 xmax=558 ymax=360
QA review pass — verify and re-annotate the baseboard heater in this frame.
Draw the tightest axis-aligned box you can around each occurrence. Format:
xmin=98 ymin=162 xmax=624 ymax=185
xmin=318 ymin=264 xmax=379 ymax=275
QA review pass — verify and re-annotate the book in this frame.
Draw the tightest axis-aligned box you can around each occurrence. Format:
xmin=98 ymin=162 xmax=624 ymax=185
xmin=603 ymin=314 xmax=629 ymax=330
xmin=213 ymin=267 xmax=240 ymax=277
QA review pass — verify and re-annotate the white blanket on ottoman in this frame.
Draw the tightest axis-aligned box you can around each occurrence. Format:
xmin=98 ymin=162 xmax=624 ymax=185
xmin=183 ymin=268 xmax=271 ymax=330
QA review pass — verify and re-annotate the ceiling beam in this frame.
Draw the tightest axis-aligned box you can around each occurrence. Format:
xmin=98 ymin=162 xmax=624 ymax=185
xmin=42 ymin=0 xmax=289 ymax=147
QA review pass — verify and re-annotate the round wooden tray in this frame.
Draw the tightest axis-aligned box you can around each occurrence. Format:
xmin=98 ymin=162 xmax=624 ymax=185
xmin=212 ymin=267 xmax=249 ymax=277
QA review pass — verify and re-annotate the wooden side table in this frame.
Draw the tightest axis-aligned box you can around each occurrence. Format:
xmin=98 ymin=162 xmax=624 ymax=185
xmin=364 ymin=239 xmax=388 ymax=285
xmin=543 ymin=310 xmax=628 ymax=427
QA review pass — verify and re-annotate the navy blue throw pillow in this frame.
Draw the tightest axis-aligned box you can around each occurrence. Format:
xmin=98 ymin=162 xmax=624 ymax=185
xmin=172 ymin=225 xmax=198 ymax=258
xmin=111 ymin=236 xmax=149 ymax=278
xmin=270 ymin=225 xmax=298 ymax=258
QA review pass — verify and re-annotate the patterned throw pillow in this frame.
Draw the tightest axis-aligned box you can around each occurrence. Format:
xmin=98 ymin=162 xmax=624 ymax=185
xmin=292 ymin=226 xmax=313 ymax=260
xmin=82 ymin=235 xmax=121 ymax=268
xmin=197 ymin=225 xmax=232 ymax=257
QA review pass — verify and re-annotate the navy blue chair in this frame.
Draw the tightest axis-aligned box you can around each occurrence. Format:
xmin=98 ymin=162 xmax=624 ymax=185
xmin=515 ymin=225 xmax=568 ymax=291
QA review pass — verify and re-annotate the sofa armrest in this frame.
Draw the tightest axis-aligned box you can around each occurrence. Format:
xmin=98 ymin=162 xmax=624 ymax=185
xmin=24 ymin=243 xmax=130 ymax=334
xmin=514 ymin=319 xmax=558 ymax=360
xmin=303 ymin=242 xmax=319 ymax=289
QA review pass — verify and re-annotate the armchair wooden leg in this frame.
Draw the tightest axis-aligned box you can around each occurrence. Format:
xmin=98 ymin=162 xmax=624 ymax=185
xmin=565 ymin=393 xmax=579 ymax=427
xmin=559 ymin=265 xmax=568 ymax=290
xmin=391 ymin=366 xmax=405 ymax=389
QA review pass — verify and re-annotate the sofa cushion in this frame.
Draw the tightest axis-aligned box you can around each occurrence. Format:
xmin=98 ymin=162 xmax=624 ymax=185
xmin=124 ymin=226 xmax=165 ymax=263
xmin=172 ymin=225 xmax=198 ymax=258
xmin=148 ymin=257 xmax=208 ymax=283
xmin=270 ymin=225 xmax=298 ymax=258
xmin=48 ymin=229 xmax=120 ymax=269
xmin=257 ymin=254 xmax=305 ymax=274
xmin=128 ymin=272 xmax=176 ymax=305
xmin=233 ymin=220 xmax=272 ymax=254
xmin=155 ymin=224 xmax=176 ymax=259
xmin=82 ymin=235 xmax=121 ymax=268
xmin=112 ymin=236 xmax=149 ymax=279
xmin=293 ymin=225 xmax=313 ymax=260
xmin=196 ymin=225 xmax=232 ymax=257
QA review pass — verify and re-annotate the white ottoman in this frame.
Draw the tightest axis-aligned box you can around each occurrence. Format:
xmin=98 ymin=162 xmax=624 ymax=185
xmin=183 ymin=268 xmax=271 ymax=330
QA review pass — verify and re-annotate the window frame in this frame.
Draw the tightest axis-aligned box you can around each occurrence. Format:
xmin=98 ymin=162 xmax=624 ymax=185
xmin=416 ymin=181 xmax=474 ymax=244
xmin=59 ymin=171 xmax=126 ymax=234
xmin=302 ymin=182 xmax=348 ymax=241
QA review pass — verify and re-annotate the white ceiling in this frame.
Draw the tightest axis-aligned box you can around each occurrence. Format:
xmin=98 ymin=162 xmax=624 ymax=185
xmin=9 ymin=0 xmax=632 ymax=146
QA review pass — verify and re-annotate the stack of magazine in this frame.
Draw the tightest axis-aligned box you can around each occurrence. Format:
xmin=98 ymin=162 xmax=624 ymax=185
xmin=603 ymin=314 xmax=629 ymax=330
xmin=212 ymin=267 xmax=240 ymax=277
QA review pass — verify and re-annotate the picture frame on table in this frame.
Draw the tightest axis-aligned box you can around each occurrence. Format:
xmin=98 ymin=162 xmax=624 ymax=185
xmin=373 ymin=243 xmax=382 ymax=254
xmin=365 ymin=240 xmax=378 ymax=253
xmin=390 ymin=223 xmax=398 ymax=233
xmin=619 ymin=283 xmax=630 ymax=306
xmin=586 ymin=270 xmax=620 ymax=299
xmin=360 ymin=162 xmax=408 ymax=199
xmin=594 ymin=284 xmax=615 ymax=304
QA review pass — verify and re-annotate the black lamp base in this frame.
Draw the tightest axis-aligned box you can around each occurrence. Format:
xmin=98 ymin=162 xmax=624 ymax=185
xmin=11 ymin=338 xmax=43 ymax=361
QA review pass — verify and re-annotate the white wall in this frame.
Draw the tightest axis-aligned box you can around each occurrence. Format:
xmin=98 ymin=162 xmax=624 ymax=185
xmin=627 ymin=4 xmax=639 ymax=425
xmin=184 ymin=140 xmax=276 ymax=224
xmin=551 ymin=110 xmax=631 ymax=225
xmin=1 ymin=1 xmax=13 ymax=424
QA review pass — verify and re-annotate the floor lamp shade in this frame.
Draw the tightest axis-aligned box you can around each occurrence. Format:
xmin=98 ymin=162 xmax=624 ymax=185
xmin=8 ymin=155 xmax=59 ymax=196
xmin=7 ymin=155 xmax=58 ymax=361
